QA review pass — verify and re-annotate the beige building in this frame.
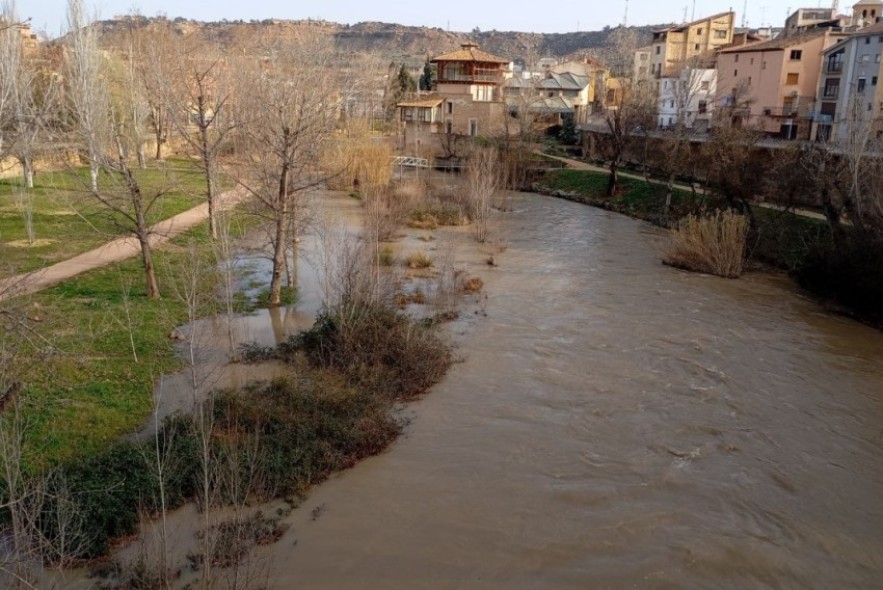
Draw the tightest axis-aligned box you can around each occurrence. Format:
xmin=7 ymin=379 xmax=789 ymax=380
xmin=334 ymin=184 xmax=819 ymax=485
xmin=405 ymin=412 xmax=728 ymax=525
xmin=716 ymin=29 xmax=846 ymax=138
xmin=784 ymin=8 xmax=843 ymax=36
xmin=398 ymin=43 xmax=509 ymax=157
xmin=650 ymin=11 xmax=736 ymax=77
xmin=851 ymin=0 xmax=883 ymax=26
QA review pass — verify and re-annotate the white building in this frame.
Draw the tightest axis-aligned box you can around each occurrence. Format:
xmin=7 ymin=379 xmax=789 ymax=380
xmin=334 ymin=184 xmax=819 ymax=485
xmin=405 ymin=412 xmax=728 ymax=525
xmin=657 ymin=68 xmax=717 ymax=131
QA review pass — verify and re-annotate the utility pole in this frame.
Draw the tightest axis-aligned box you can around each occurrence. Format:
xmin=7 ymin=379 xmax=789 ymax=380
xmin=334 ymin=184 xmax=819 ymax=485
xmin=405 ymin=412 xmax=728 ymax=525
xmin=623 ymin=0 xmax=629 ymax=27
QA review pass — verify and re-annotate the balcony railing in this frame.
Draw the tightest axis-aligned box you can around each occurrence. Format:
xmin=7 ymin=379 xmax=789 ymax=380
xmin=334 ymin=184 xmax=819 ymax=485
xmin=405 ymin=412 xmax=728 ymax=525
xmin=438 ymin=72 xmax=502 ymax=83
xmin=826 ymin=61 xmax=843 ymax=73
xmin=761 ymin=103 xmax=813 ymax=118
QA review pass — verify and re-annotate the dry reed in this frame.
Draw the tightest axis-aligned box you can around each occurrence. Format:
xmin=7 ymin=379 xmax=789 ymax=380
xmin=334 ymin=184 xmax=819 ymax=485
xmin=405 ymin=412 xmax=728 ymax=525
xmin=664 ymin=210 xmax=749 ymax=278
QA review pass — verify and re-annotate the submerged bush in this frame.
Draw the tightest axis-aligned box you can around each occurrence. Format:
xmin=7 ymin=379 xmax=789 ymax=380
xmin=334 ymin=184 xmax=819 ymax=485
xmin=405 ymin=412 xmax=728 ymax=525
xmin=289 ymin=301 xmax=452 ymax=400
xmin=664 ymin=210 xmax=749 ymax=278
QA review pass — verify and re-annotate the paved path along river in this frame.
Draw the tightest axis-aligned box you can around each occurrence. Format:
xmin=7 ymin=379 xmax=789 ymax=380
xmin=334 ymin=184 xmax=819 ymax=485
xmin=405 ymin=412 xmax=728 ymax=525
xmin=265 ymin=191 xmax=883 ymax=589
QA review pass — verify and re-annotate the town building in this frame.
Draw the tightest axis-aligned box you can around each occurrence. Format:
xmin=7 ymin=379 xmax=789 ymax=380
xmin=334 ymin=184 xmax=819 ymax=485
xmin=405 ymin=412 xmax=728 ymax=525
xmin=656 ymin=67 xmax=717 ymax=130
xmin=851 ymin=0 xmax=883 ymax=27
xmin=813 ymin=21 xmax=883 ymax=141
xmin=716 ymin=29 xmax=846 ymax=138
xmin=650 ymin=11 xmax=736 ymax=78
xmin=783 ymin=8 xmax=844 ymax=36
xmin=397 ymin=43 xmax=509 ymax=156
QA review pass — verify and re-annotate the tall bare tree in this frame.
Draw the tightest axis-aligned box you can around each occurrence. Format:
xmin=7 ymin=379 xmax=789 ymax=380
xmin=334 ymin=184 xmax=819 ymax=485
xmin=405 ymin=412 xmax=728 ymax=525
xmin=170 ymin=45 xmax=237 ymax=239
xmin=596 ymin=27 xmax=657 ymax=196
xmin=233 ymin=37 xmax=339 ymax=306
xmin=65 ymin=0 xmax=108 ymax=192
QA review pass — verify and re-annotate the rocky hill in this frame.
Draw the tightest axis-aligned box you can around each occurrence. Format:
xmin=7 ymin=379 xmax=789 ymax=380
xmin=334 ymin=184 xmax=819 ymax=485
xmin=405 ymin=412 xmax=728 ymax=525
xmin=95 ymin=17 xmax=662 ymax=66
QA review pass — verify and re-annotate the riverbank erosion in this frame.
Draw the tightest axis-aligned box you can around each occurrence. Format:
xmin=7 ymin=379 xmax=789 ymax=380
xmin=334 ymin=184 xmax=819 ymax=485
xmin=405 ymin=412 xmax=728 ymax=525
xmin=259 ymin=192 xmax=883 ymax=589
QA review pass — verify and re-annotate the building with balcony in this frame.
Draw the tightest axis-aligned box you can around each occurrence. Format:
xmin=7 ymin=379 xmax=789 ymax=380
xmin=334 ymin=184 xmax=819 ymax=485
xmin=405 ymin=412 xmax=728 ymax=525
xmin=716 ymin=29 xmax=846 ymax=138
xmin=397 ymin=43 xmax=509 ymax=157
xmin=783 ymin=7 xmax=845 ymax=36
xmin=813 ymin=21 xmax=883 ymax=141
xmin=650 ymin=11 xmax=735 ymax=78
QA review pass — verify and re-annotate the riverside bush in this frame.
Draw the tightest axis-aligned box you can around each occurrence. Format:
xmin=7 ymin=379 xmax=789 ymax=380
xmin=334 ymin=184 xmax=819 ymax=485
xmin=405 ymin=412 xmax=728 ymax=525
xmin=664 ymin=211 xmax=749 ymax=278
xmin=795 ymin=232 xmax=883 ymax=326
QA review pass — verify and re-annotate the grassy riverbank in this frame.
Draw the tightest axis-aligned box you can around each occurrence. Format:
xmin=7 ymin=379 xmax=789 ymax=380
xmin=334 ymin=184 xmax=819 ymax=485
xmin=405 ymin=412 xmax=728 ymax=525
xmin=538 ymin=168 xmax=830 ymax=271
xmin=4 ymin=218 xmax=247 ymax=467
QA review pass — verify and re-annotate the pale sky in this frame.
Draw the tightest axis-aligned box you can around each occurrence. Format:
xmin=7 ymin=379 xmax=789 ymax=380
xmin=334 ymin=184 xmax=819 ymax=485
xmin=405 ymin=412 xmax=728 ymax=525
xmin=25 ymin=0 xmax=839 ymax=39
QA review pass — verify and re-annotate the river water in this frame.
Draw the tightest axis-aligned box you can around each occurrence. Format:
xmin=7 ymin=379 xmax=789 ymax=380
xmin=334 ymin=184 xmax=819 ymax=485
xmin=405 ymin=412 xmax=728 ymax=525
xmin=256 ymin=191 xmax=883 ymax=589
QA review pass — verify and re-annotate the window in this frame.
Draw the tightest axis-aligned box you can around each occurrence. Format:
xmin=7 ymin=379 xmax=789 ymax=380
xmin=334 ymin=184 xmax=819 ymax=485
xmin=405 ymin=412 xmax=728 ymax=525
xmin=694 ymin=43 xmax=700 ymax=50
xmin=468 ymin=119 xmax=478 ymax=136
xmin=823 ymin=78 xmax=840 ymax=97
xmin=786 ymin=73 xmax=799 ymax=84
xmin=748 ymin=76 xmax=752 ymax=85
xmin=445 ymin=118 xmax=453 ymax=134
xmin=877 ymin=54 xmax=882 ymax=63
xmin=655 ymin=46 xmax=661 ymax=55
xmin=714 ymin=29 xmax=727 ymax=39
xmin=734 ymin=69 xmax=738 ymax=77
xmin=700 ymin=80 xmax=710 ymax=90
xmin=698 ymin=100 xmax=708 ymax=114
xmin=862 ymin=54 xmax=871 ymax=62
xmin=735 ymin=54 xmax=739 ymax=62
xmin=790 ymin=50 xmax=802 ymax=60
xmin=858 ymin=77 xmax=867 ymax=93
xmin=866 ymin=37 xmax=872 ymax=45
xmin=751 ymin=57 xmax=755 ymax=65
xmin=874 ymin=76 xmax=879 ymax=86
xmin=446 ymin=102 xmax=453 ymax=114
xmin=762 ymin=61 xmax=767 ymax=70
xmin=696 ymin=28 xmax=703 ymax=35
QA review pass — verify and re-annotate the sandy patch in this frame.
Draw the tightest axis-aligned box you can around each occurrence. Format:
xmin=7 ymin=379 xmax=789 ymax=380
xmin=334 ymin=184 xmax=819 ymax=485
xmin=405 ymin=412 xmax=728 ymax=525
xmin=5 ymin=239 xmax=57 ymax=248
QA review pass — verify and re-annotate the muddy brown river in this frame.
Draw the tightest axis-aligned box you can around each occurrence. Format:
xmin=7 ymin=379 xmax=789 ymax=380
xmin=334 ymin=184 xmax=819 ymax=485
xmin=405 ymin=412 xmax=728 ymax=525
xmin=252 ymin=191 xmax=883 ymax=590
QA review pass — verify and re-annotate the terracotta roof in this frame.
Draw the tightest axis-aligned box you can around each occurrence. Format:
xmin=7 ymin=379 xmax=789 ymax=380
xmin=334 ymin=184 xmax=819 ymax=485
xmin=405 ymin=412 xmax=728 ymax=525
xmin=432 ymin=43 xmax=509 ymax=64
xmin=397 ymin=96 xmax=445 ymax=108
xmin=719 ymin=29 xmax=833 ymax=53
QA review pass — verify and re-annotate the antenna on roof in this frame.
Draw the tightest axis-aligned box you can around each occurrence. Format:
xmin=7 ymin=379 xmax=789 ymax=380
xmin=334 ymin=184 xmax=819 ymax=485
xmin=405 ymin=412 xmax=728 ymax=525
xmin=683 ymin=4 xmax=688 ymax=23
xmin=691 ymin=0 xmax=697 ymax=21
xmin=623 ymin=0 xmax=629 ymax=26
xmin=742 ymin=0 xmax=748 ymax=26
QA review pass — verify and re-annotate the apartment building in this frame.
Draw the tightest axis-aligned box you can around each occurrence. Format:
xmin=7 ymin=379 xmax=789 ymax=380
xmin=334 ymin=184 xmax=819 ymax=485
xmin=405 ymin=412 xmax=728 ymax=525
xmin=814 ymin=21 xmax=883 ymax=141
xmin=716 ymin=29 xmax=846 ymax=138
xmin=650 ymin=11 xmax=736 ymax=78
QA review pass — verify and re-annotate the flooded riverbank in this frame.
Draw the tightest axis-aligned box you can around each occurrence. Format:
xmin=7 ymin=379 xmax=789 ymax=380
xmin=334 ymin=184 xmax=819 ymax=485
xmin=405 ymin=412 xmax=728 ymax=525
xmin=257 ymin=192 xmax=883 ymax=589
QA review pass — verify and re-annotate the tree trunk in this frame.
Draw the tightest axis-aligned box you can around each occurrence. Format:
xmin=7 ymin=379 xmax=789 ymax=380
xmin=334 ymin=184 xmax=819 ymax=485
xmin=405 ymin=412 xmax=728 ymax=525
xmin=90 ymin=162 xmax=99 ymax=192
xmin=268 ymin=213 xmax=288 ymax=307
xmin=137 ymin=143 xmax=147 ymax=169
xmin=138 ymin=230 xmax=161 ymax=299
xmin=202 ymin=124 xmax=218 ymax=239
xmin=22 ymin=156 xmax=34 ymax=189
xmin=607 ymin=161 xmax=619 ymax=197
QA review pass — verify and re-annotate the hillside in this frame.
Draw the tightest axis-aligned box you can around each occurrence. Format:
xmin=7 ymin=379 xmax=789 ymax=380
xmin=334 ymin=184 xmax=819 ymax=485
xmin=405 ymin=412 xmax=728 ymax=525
xmin=94 ymin=17 xmax=660 ymax=66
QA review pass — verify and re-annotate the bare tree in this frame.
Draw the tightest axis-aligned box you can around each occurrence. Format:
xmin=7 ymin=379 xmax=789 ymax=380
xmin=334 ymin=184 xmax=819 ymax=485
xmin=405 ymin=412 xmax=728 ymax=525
xmin=595 ymin=27 xmax=657 ymax=196
xmin=233 ymin=37 xmax=339 ymax=306
xmin=134 ymin=19 xmax=177 ymax=161
xmin=64 ymin=0 xmax=107 ymax=192
xmin=170 ymin=45 xmax=238 ymax=239
xmin=466 ymin=145 xmax=502 ymax=243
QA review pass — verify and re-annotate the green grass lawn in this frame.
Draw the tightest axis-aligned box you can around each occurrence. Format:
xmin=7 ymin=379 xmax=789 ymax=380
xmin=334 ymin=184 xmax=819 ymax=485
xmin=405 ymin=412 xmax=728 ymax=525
xmin=5 ymin=216 xmax=248 ymax=468
xmin=0 ymin=159 xmax=215 ymax=276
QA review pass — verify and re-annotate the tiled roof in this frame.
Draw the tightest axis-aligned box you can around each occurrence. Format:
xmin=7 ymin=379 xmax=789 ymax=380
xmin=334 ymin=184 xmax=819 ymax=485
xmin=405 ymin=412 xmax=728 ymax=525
xmin=719 ymin=29 xmax=833 ymax=53
xmin=432 ymin=43 xmax=509 ymax=64
xmin=655 ymin=11 xmax=734 ymax=33
xmin=539 ymin=72 xmax=590 ymax=91
xmin=397 ymin=96 xmax=445 ymax=108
